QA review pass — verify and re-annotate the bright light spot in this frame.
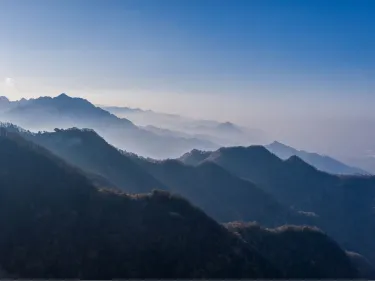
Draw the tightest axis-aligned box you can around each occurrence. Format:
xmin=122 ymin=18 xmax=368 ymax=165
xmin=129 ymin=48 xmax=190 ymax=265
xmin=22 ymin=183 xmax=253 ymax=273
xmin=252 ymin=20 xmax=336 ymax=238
xmin=4 ymin=77 xmax=15 ymax=87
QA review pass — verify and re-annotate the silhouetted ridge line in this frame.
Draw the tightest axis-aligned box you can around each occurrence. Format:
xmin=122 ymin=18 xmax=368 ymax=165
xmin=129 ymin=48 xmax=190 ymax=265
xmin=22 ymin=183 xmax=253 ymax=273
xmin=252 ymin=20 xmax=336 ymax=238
xmin=0 ymin=133 xmax=283 ymax=278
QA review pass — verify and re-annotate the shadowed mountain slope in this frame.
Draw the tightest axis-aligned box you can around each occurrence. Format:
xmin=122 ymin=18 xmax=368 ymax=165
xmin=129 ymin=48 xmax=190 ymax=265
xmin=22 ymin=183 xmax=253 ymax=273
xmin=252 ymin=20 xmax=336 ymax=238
xmin=0 ymin=130 xmax=282 ymax=279
xmin=226 ymin=222 xmax=358 ymax=279
xmin=1 ymin=124 xmax=312 ymax=227
xmin=130 ymin=156 xmax=315 ymax=227
xmin=180 ymin=145 xmax=375 ymax=266
xmin=29 ymin=128 xmax=167 ymax=193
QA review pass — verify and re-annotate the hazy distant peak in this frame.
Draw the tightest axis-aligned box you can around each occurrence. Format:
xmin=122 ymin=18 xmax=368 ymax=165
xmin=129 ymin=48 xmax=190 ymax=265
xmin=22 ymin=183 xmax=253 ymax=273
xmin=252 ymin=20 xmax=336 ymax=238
xmin=269 ymin=140 xmax=287 ymax=147
xmin=268 ymin=141 xmax=297 ymax=151
xmin=57 ymin=93 xmax=69 ymax=99
xmin=0 ymin=96 xmax=10 ymax=103
xmin=266 ymin=141 xmax=368 ymax=175
xmin=216 ymin=121 xmax=242 ymax=132
xmin=101 ymin=105 xmax=147 ymax=114
xmin=220 ymin=121 xmax=235 ymax=127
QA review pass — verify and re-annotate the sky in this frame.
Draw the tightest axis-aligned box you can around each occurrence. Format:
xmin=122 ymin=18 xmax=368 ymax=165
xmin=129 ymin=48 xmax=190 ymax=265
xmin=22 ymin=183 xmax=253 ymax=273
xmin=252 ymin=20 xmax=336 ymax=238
xmin=1 ymin=0 xmax=375 ymax=154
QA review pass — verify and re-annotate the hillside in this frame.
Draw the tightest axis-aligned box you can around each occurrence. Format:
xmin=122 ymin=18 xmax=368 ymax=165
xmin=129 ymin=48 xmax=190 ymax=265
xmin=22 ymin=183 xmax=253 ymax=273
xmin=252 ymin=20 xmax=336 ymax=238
xmin=346 ymin=251 xmax=375 ymax=279
xmin=30 ymin=128 xmax=167 ymax=193
xmin=0 ymin=130 xmax=282 ymax=279
xmin=226 ymin=222 xmax=357 ymax=278
xmin=180 ymin=145 xmax=375 ymax=266
xmin=179 ymin=149 xmax=212 ymax=166
xmin=0 ymin=124 xmax=311 ymax=227
xmin=130 ymin=156 xmax=314 ymax=226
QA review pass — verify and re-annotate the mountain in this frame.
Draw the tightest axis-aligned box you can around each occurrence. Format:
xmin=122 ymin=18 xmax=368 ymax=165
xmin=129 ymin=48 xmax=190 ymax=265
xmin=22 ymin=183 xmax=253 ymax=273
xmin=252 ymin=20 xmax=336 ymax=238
xmin=1 ymin=94 xmax=135 ymax=130
xmin=5 ymin=124 xmax=310 ymax=227
xmin=0 ymin=96 xmax=11 ymax=111
xmin=266 ymin=141 xmax=368 ymax=175
xmin=0 ymin=129 xmax=362 ymax=279
xmin=348 ymin=156 xmax=375 ymax=175
xmin=347 ymin=251 xmax=375 ymax=279
xmin=1 ymin=123 xmax=312 ymax=226
xmin=227 ymin=222 xmax=357 ymax=278
xmin=0 ymin=94 xmax=219 ymax=158
xmin=216 ymin=121 xmax=242 ymax=133
xmin=141 ymin=125 xmax=217 ymax=148
xmin=130 ymin=156 xmax=315 ymax=226
xmin=179 ymin=149 xmax=212 ymax=166
xmin=0 ymin=129 xmax=283 ymax=279
xmin=179 ymin=145 xmax=375 ymax=266
xmin=102 ymin=105 xmax=269 ymax=146
xmin=28 ymin=128 xmax=168 ymax=193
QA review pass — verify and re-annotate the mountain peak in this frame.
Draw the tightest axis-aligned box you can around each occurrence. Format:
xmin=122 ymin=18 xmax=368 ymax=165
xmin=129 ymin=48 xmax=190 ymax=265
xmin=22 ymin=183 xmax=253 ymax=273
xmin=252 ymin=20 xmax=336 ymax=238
xmin=0 ymin=96 xmax=10 ymax=103
xmin=270 ymin=141 xmax=284 ymax=146
xmin=179 ymin=149 xmax=211 ymax=166
xmin=285 ymin=155 xmax=318 ymax=172
xmin=217 ymin=122 xmax=241 ymax=132
xmin=269 ymin=141 xmax=294 ymax=149
xmin=267 ymin=141 xmax=299 ymax=158
xmin=57 ymin=93 xmax=70 ymax=99
xmin=221 ymin=121 xmax=234 ymax=127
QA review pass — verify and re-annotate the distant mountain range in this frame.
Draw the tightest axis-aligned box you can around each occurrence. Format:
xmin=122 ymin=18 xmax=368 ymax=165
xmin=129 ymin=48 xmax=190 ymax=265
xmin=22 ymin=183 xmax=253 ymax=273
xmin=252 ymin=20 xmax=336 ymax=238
xmin=0 ymin=126 xmax=363 ymax=278
xmin=179 ymin=145 xmax=375 ymax=266
xmin=102 ymin=104 xmax=370 ymax=175
xmin=0 ymin=94 xmax=218 ymax=158
xmin=5 ymin=124 xmax=309 ymax=227
xmin=1 ymin=95 xmax=375 ymax=278
xmin=102 ymin=105 xmax=269 ymax=146
xmin=348 ymin=156 xmax=375 ymax=175
xmin=3 ymin=121 xmax=375 ymax=272
xmin=3 ymin=120 xmax=375 ymax=268
xmin=266 ymin=141 xmax=369 ymax=175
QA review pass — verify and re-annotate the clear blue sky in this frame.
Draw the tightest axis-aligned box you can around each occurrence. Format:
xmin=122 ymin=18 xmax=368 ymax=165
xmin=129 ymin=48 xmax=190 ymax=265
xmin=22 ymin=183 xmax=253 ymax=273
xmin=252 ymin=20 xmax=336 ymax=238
xmin=1 ymin=0 xmax=374 ymax=125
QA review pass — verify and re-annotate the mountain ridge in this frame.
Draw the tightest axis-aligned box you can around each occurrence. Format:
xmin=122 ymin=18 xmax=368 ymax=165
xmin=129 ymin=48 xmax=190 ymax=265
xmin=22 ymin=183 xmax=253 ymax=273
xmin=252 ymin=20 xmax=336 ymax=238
xmin=266 ymin=141 xmax=368 ymax=175
xmin=0 ymin=130 xmax=282 ymax=279
xmin=179 ymin=145 xmax=375 ymax=266
xmin=0 ymin=94 xmax=219 ymax=158
xmin=0 ymin=128 xmax=361 ymax=279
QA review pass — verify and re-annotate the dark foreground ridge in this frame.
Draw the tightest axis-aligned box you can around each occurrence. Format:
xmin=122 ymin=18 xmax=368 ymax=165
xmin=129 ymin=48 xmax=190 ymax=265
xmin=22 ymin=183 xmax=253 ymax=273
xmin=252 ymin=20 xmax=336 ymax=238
xmin=0 ymin=128 xmax=362 ymax=279
xmin=0 ymin=131 xmax=279 ymax=279
xmin=227 ymin=222 xmax=358 ymax=279
xmin=180 ymin=146 xmax=375 ymax=266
